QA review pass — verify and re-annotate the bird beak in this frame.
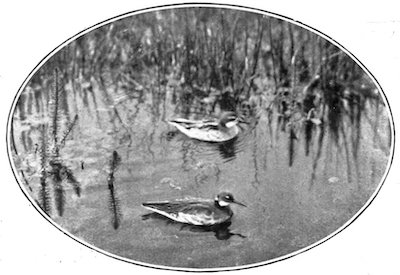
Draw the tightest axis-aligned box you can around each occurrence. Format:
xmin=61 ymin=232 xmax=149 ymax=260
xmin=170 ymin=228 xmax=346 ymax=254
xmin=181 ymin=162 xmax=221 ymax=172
xmin=233 ymin=200 xmax=247 ymax=207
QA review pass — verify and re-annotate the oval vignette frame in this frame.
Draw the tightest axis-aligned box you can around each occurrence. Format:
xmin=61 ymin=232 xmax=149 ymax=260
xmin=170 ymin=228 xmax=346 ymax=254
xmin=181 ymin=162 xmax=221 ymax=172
xmin=6 ymin=2 xmax=395 ymax=272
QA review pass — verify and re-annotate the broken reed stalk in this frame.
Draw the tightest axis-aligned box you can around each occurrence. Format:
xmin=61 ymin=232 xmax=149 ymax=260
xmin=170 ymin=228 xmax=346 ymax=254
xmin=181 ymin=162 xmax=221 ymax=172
xmin=107 ymin=151 xmax=122 ymax=229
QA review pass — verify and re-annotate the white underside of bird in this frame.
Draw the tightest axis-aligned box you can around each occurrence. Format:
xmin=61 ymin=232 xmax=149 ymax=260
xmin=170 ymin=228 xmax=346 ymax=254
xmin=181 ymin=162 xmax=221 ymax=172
xmin=168 ymin=118 xmax=239 ymax=142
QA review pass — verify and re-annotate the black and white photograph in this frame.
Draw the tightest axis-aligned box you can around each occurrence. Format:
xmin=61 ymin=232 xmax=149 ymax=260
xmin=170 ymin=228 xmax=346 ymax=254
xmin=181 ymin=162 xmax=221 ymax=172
xmin=1 ymin=1 xmax=399 ymax=274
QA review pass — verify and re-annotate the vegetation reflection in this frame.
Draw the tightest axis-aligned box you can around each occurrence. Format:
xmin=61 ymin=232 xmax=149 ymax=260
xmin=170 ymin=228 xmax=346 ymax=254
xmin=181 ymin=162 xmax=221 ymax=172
xmin=10 ymin=7 xmax=390 ymax=254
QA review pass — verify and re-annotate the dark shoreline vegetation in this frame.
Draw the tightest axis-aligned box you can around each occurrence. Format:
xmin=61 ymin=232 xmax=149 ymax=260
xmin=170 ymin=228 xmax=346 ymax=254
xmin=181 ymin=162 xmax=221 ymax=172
xmin=9 ymin=7 xmax=391 ymax=268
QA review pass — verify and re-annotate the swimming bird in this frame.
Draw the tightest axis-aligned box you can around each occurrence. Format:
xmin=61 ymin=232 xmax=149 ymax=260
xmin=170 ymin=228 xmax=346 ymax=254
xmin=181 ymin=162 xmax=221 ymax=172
xmin=142 ymin=192 xmax=246 ymax=226
xmin=167 ymin=111 xmax=240 ymax=142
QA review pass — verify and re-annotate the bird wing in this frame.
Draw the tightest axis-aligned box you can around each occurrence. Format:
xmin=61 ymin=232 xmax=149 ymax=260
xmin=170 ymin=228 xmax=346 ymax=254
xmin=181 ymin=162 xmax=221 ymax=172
xmin=176 ymin=203 xmax=217 ymax=225
xmin=168 ymin=118 xmax=218 ymax=130
xmin=142 ymin=201 xmax=182 ymax=212
xmin=142 ymin=201 xmax=223 ymax=225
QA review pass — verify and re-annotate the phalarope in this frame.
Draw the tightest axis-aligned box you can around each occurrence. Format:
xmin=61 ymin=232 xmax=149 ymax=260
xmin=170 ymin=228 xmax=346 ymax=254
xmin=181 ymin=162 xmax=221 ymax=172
xmin=142 ymin=192 xmax=246 ymax=226
xmin=168 ymin=112 xmax=240 ymax=142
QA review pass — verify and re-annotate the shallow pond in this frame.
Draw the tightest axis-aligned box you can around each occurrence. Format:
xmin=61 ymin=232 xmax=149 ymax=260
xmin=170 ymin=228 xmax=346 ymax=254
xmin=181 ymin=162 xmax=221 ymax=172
xmin=10 ymin=74 xmax=391 ymax=269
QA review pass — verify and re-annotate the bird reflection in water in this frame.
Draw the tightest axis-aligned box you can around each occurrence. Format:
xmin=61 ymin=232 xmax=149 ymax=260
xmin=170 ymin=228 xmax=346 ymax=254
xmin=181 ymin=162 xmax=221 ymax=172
xmin=214 ymin=137 xmax=238 ymax=161
xmin=164 ymin=129 xmax=239 ymax=161
xmin=142 ymin=212 xmax=246 ymax=240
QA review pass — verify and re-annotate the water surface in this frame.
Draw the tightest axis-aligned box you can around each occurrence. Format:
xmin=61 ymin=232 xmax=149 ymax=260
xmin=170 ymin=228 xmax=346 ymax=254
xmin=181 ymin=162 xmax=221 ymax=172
xmin=9 ymin=7 xmax=392 ymax=269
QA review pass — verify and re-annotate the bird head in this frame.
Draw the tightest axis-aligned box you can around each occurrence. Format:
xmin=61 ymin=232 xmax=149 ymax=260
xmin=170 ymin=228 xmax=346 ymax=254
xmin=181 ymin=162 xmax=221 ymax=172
xmin=219 ymin=112 xmax=239 ymax=128
xmin=215 ymin=192 xmax=247 ymax=207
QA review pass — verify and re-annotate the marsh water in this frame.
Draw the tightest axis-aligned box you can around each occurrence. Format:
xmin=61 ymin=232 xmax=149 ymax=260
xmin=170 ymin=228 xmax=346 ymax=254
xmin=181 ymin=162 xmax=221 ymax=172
xmin=9 ymin=6 xmax=393 ymax=269
xmin=11 ymin=74 xmax=391 ymax=268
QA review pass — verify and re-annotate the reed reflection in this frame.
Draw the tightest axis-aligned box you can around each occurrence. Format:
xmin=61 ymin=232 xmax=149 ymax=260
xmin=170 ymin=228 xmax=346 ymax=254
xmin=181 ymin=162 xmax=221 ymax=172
xmin=13 ymin=70 xmax=81 ymax=217
xmin=216 ymin=137 xmax=239 ymax=161
xmin=106 ymin=151 xmax=123 ymax=230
